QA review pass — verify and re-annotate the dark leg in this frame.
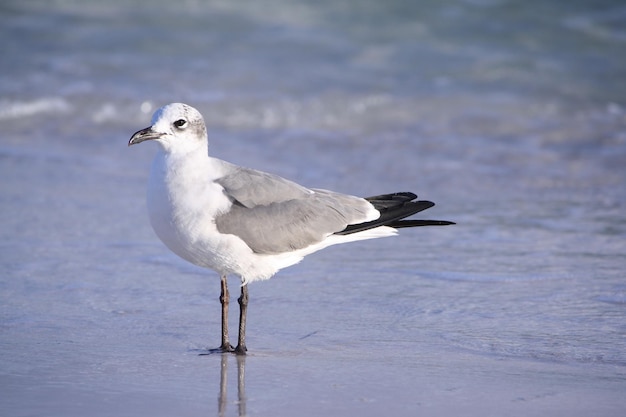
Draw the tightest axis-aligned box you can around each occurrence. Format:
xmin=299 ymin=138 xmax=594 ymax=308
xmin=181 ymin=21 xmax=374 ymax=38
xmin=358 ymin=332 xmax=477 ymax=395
xmin=234 ymin=284 xmax=249 ymax=355
xmin=219 ymin=275 xmax=234 ymax=352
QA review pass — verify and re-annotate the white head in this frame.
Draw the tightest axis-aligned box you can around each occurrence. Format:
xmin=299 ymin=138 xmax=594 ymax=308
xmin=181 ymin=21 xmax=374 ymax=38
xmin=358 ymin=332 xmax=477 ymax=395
xmin=128 ymin=103 xmax=208 ymax=155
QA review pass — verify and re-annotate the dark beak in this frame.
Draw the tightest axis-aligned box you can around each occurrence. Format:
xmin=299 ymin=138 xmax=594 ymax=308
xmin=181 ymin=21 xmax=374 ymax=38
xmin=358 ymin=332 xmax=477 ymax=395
xmin=128 ymin=126 xmax=163 ymax=146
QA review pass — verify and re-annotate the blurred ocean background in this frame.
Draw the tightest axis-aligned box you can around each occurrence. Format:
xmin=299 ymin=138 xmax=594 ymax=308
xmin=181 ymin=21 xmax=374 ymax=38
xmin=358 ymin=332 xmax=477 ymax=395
xmin=1 ymin=1 xmax=625 ymax=416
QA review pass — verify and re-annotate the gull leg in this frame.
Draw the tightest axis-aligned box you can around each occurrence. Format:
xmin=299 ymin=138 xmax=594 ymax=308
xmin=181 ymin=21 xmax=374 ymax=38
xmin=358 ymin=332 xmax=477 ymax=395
xmin=219 ymin=275 xmax=234 ymax=352
xmin=234 ymin=284 xmax=249 ymax=355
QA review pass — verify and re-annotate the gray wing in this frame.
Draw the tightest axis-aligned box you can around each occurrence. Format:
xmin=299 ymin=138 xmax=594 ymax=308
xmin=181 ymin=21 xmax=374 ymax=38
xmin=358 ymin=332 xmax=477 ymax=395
xmin=215 ymin=165 xmax=312 ymax=208
xmin=215 ymin=168 xmax=375 ymax=254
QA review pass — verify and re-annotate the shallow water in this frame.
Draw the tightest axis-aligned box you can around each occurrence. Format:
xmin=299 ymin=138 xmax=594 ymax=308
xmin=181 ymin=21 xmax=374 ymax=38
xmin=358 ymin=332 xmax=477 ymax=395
xmin=1 ymin=1 xmax=626 ymax=416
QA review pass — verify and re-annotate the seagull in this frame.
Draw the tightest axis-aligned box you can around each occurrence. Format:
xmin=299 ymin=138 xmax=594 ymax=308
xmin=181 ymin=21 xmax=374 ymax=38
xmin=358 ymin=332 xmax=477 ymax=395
xmin=129 ymin=102 xmax=454 ymax=355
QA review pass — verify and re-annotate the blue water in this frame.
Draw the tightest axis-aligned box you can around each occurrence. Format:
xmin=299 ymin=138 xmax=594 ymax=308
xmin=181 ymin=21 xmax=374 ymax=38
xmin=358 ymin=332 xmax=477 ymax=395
xmin=1 ymin=1 xmax=625 ymax=416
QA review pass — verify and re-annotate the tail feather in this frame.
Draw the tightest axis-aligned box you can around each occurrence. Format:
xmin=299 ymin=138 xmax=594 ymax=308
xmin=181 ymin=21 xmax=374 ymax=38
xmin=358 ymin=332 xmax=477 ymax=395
xmin=335 ymin=192 xmax=454 ymax=236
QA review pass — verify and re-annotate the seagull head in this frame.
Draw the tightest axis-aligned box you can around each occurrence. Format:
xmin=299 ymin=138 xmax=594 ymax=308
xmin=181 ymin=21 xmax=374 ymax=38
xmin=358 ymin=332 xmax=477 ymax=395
xmin=128 ymin=103 xmax=207 ymax=154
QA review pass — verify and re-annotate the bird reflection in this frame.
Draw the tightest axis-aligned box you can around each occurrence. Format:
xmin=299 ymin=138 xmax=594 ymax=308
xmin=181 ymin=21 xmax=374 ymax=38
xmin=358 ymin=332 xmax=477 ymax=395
xmin=218 ymin=353 xmax=246 ymax=417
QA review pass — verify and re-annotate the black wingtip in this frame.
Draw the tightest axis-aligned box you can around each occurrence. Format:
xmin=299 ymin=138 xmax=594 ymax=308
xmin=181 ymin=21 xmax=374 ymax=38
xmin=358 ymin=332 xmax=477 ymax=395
xmin=335 ymin=192 xmax=454 ymax=235
xmin=365 ymin=192 xmax=418 ymax=202
xmin=390 ymin=219 xmax=456 ymax=228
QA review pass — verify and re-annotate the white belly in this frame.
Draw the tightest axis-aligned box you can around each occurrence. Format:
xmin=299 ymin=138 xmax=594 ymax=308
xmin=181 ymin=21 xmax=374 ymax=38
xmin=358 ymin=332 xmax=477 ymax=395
xmin=145 ymin=152 xmax=282 ymax=282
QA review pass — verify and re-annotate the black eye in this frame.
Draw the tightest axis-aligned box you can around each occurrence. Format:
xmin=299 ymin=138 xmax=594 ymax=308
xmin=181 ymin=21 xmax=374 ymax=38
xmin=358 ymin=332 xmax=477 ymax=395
xmin=173 ymin=119 xmax=187 ymax=129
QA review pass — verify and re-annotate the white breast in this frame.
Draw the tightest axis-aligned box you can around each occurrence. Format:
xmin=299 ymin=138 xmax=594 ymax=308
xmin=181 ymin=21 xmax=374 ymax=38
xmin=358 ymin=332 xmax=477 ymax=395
xmin=146 ymin=152 xmax=233 ymax=270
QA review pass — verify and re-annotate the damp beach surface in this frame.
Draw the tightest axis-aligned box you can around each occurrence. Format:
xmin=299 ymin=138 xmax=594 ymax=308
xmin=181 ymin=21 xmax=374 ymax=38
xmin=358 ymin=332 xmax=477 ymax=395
xmin=1 ymin=1 xmax=625 ymax=416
